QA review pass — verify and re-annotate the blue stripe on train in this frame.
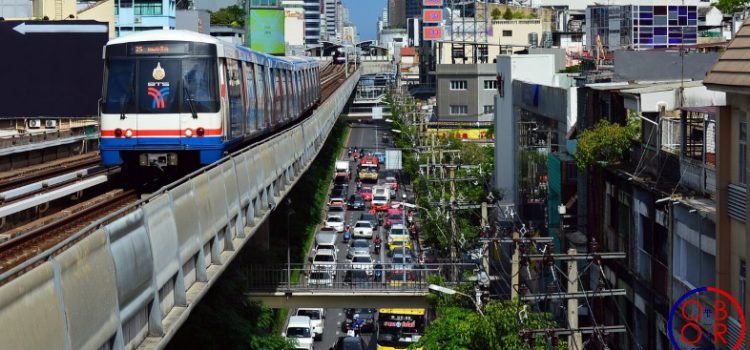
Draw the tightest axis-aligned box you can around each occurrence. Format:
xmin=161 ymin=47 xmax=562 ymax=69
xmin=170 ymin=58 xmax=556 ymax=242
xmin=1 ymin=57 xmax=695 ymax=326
xmin=100 ymin=136 xmax=235 ymax=166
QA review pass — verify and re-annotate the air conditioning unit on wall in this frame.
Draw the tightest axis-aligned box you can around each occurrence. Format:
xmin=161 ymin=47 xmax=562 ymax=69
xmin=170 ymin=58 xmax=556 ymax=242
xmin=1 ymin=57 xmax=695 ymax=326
xmin=28 ymin=119 xmax=41 ymax=128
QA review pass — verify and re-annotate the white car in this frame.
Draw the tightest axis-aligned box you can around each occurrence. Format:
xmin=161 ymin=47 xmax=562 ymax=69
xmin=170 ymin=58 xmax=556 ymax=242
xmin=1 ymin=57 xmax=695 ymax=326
xmin=325 ymin=215 xmax=345 ymax=232
xmin=284 ymin=316 xmax=314 ymax=350
xmin=350 ymin=255 xmax=374 ymax=276
xmin=307 ymin=270 xmax=334 ymax=287
xmin=313 ymin=248 xmax=337 ymax=276
xmin=296 ymin=308 xmax=325 ymax=341
xmin=352 ymin=220 xmax=374 ymax=238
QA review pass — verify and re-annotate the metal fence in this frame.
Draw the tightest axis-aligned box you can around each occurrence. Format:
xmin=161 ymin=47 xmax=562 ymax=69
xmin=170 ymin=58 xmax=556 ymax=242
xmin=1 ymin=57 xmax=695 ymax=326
xmin=246 ymin=263 xmax=481 ymax=292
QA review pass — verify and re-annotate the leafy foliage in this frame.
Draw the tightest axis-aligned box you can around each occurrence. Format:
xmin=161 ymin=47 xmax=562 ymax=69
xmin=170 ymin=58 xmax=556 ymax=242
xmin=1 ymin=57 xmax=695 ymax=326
xmin=211 ymin=5 xmax=245 ymax=28
xmin=574 ymin=119 xmax=638 ymax=169
xmin=558 ymin=64 xmax=581 ymax=73
xmin=413 ymin=286 xmax=565 ymax=350
xmin=502 ymin=8 xmax=514 ymax=20
xmin=491 ymin=8 xmax=503 ymax=20
xmin=714 ymin=0 xmax=749 ymax=14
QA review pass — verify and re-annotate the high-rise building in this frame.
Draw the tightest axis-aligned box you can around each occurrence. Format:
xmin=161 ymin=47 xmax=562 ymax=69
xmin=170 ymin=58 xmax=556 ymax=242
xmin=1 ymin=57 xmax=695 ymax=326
xmin=324 ymin=0 xmax=337 ymax=42
xmin=388 ymin=0 xmax=406 ymax=28
xmin=303 ymin=0 xmax=322 ymax=46
xmin=405 ymin=0 xmax=421 ymax=21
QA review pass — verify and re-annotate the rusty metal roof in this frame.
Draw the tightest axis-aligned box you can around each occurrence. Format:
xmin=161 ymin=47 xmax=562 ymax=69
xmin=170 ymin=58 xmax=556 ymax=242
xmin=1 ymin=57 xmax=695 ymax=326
xmin=705 ymin=18 xmax=750 ymax=91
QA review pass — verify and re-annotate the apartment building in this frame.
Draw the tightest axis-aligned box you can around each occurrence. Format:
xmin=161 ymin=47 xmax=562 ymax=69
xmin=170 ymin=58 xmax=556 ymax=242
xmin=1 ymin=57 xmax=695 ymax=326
xmin=435 ymin=64 xmax=498 ymax=123
xmin=705 ymin=19 xmax=750 ymax=350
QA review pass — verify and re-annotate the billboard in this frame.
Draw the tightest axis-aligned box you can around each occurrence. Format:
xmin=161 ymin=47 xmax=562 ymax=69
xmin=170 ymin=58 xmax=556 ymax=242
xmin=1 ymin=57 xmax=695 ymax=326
xmin=423 ymin=9 xmax=443 ymax=23
xmin=423 ymin=26 xmax=443 ymax=41
xmin=0 ymin=20 xmax=108 ymax=118
xmin=423 ymin=0 xmax=444 ymax=6
xmin=248 ymin=8 xmax=285 ymax=55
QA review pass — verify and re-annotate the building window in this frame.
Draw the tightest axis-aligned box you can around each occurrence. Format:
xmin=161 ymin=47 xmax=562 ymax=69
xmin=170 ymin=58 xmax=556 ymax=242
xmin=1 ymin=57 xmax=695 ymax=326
xmin=450 ymin=105 xmax=468 ymax=115
xmin=502 ymin=30 xmax=512 ymax=37
xmin=134 ymin=0 xmax=162 ymax=15
xmin=740 ymin=121 xmax=747 ymax=184
xmin=483 ymin=105 xmax=494 ymax=114
xmin=450 ymin=80 xmax=467 ymax=90
xmin=483 ymin=80 xmax=497 ymax=90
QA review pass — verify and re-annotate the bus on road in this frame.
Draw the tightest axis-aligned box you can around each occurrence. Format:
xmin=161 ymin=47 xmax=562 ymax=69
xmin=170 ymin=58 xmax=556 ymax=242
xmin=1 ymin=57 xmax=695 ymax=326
xmin=376 ymin=308 xmax=425 ymax=350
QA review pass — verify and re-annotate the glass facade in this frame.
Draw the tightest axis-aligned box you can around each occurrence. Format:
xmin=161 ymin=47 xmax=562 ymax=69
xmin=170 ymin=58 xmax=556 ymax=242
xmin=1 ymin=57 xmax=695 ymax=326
xmin=587 ymin=5 xmax=697 ymax=51
xmin=632 ymin=5 xmax=698 ymax=49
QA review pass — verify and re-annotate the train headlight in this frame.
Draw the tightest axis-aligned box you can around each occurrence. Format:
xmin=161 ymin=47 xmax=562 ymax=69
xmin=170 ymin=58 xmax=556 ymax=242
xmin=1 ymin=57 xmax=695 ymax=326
xmin=124 ymin=129 xmax=133 ymax=138
xmin=196 ymin=127 xmax=205 ymax=137
xmin=185 ymin=128 xmax=193 ymax=137
xmin=114 ymin=128 xmax=123 ymax=137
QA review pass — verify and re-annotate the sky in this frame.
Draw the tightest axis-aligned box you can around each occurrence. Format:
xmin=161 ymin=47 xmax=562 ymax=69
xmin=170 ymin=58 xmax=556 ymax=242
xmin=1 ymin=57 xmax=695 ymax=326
xmin=342 ymin=0 xmax=386 ymax=41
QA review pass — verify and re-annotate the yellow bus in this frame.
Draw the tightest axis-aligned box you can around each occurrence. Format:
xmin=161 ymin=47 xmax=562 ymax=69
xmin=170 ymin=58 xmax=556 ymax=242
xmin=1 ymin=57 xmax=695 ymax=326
xmin=376 ymin=308 xmax=425 ymax=350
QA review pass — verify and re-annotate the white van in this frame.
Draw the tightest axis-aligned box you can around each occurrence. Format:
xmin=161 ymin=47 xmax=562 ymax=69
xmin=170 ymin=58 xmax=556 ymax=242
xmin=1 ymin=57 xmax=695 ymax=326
xmin=335 ymin=160 xmax=350 ymax=177
xmin=296 ymin=308 xmax=325 ymax=340
xmin=371 ymin=185 xmax=390 ymax=207
xmin=314 ymin=232 xmax=338 ymax=253
xmin=284 ymin=316 xmax=314 ymax=350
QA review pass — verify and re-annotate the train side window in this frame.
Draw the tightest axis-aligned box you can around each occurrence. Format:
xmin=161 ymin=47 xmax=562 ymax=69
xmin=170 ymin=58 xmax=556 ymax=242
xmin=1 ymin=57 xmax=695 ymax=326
xmin=255 ymin=64 xmax=266 ymax=128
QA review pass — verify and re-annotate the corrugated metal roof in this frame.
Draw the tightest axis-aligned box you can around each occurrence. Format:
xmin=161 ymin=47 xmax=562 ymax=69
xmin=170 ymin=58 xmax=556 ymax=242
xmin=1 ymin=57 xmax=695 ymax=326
xmin=705 ymin=18 xmax=750 ymax=90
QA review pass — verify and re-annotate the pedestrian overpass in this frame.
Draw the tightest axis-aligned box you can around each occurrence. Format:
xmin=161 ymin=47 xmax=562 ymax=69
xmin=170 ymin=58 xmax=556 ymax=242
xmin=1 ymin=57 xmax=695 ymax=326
xmin=245 ymin=263 xmax=482 ymax=308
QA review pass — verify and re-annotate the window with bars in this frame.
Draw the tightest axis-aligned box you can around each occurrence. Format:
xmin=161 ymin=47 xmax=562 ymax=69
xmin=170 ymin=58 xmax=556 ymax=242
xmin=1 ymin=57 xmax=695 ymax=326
xmin=450 ymin=80 xmax=467 ymax=90
xmin=740 ymin=121 xmax=747 ymax=184
xmin=483 ymin=80 xmax=497 ymax=90
xmin=502 ymin=30 xmax=512 ymax=37
xmin=450 ymin=105 xmax=468 ymax=115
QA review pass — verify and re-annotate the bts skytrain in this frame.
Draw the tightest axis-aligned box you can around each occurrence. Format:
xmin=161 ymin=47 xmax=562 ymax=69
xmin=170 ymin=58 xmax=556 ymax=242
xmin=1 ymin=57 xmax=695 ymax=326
xmin=99 ymin=30 xmax=320 ymax=169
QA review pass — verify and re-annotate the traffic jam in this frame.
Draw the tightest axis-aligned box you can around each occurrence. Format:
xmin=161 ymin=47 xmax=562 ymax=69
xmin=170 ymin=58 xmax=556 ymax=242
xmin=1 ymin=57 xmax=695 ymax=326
xmin=283 ymin=124 xmax=429 ymax=350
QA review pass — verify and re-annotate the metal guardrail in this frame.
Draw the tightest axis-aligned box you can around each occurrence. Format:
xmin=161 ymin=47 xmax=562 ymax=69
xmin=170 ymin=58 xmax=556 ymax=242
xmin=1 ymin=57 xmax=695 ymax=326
xmin=246 ymin=263 xmax=480 ymax=292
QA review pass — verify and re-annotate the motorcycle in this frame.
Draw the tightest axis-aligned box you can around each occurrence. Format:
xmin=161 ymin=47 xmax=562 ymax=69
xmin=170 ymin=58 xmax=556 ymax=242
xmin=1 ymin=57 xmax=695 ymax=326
xmin=343 ymin=229 xmax=351 ymax=243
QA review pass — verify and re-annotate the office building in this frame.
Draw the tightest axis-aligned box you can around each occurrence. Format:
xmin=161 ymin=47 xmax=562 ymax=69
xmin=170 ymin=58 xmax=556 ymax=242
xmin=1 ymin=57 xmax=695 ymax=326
xmin=389 ymin=0 xmax=406 ymax=28
xmin=303 ymin=0 xmax=322 ymax=46
xmin=115 ymin=0 xmax=176 ymax=37
xmin=586 ymin=5 xmax=698 ymax=51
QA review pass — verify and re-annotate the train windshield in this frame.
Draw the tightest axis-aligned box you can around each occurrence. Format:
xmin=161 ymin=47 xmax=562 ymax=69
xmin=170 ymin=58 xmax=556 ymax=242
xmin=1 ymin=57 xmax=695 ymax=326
xmin=103 ymin=58 xmax=219 ymax=114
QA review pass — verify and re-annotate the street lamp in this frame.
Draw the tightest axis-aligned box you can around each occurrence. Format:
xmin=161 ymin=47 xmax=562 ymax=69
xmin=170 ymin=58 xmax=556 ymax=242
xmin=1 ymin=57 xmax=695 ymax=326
xmin=286 ymin=198 xmax=294 ymax=289
xmin=428 ymin=284 xmax=484 ymax=316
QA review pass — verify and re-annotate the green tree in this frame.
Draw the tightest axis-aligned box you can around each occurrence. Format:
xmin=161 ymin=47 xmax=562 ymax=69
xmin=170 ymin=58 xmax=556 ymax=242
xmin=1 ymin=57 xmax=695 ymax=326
xmin=211 ymin=5 xmax=245 ymax=27
xmin=491 ymin=8 xmax=503 ymax=20
xmin=413 ymin=288 xmax=565 ymax=350
xmin=714 ymin=0 xmax=749 ymax=14
xmin=512 ymin=10 xmax=527 ymax=19
xmin=574 ymin=119 xmax=638 ymax=169
xmin=502 ymin=8 xmax=513 ymax=20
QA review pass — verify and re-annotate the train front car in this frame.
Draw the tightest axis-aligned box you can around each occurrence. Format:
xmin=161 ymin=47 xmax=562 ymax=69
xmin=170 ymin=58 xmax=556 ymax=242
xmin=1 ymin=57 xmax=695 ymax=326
xmin=100 ymin=31 xmax=225 ymax=170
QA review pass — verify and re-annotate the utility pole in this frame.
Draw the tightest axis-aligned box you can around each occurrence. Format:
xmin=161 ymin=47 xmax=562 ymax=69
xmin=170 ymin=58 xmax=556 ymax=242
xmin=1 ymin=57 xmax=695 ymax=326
xmin=567 ymin=248 xmax=582 ymax=350
xmin=511 ymin=229 xmax=520 ymax=299
xmin=481 ymin=202 xmax=489 ymax=274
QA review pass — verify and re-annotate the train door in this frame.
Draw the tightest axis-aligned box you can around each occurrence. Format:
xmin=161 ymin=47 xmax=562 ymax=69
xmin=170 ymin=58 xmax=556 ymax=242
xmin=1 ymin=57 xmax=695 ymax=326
xmin=244 ymin=62 xmax=257 ymax=135
xmin=255 ymin=64 xmax=266 ymax=131
xmin=224 ymin=59 xmax=244 ymax=140
xmin=136 ymin=59 xmax=181 ymax=145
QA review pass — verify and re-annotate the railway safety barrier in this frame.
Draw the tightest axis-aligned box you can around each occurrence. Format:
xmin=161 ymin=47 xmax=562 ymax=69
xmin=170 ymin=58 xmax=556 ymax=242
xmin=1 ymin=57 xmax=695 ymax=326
xmin=0 ymin=70 xmax=361 ymax=350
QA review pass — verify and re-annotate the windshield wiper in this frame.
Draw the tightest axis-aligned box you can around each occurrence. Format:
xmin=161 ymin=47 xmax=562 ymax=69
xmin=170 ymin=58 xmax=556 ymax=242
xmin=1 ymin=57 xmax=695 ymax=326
xmin=119 ymin=82 xmax=134 ymax=120
xmin=182 ymin=78 xmax=198 ymax=119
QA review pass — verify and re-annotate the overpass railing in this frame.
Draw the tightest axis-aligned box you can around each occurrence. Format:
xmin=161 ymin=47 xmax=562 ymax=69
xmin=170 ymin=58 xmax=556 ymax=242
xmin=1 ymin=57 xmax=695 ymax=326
xmin=246 ymin=263 xmax=480 ymax=292
xmin=0 ymin=70 xmax=362 ymax=350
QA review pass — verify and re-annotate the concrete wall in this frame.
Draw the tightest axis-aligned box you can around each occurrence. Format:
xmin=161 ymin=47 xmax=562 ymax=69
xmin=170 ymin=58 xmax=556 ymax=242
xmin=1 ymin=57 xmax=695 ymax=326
xmin=436 ymin=63 xmax=497 ymax=121
xmin=176 ymin=9 xmax=210 ymax=34
xmin=31 ymin=0 xmax=76 ymax=19
xmin=614 ymin=51 xmax=721 ymax=82
xmin=0 ymin=0 xmax=32 ymax=18
xmin=77 ymin=0 xmax=115 ymax=38
xmin=494 ymin=54 xmax=555 ymax=204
